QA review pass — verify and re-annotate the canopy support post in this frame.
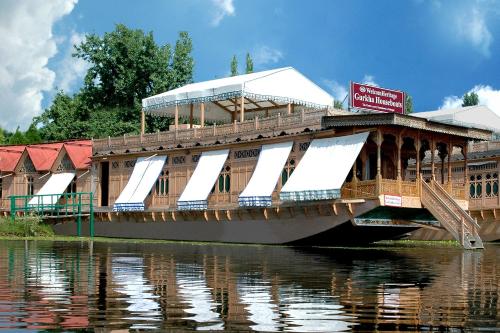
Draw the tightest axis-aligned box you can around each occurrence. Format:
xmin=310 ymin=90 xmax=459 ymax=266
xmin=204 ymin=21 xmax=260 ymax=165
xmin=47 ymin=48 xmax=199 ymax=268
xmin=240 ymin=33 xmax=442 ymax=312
xmin=448 ymin=139 xmax=452 ymax=185
xmin=175 ymin=104 xmax=179 ymax=130
xmin=189 ymin=103 xmax=194 ymax=128
xmin=287 ymin=103 xmax=292 ymax=115
xmin=200 ymin=103 xmax=205 ymax=127
xmin=240 ymin=95 xmax=245 ymax=122
xmin=141 ymin=111 xmax=145 ymax=134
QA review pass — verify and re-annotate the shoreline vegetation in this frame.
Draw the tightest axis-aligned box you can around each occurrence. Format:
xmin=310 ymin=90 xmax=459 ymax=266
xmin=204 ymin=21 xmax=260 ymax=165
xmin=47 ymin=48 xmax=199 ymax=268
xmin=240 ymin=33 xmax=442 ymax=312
xmin=0 ymin=218 xmax=463 ymax=248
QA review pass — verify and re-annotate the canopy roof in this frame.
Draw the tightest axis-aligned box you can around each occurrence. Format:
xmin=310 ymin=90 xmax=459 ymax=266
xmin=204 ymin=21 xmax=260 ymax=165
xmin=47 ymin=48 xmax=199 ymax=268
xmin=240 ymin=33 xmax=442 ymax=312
xmin=142 ymin=67 xmax=334 ymax=122
xmin=415 ymin=105 xmax=500 ymax=134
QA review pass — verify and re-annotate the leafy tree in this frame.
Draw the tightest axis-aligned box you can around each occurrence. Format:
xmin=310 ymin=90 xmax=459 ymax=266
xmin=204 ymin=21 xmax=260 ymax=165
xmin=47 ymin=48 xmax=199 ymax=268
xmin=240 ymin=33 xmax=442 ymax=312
xmin=171 ymin=31 xmax=194 ymax=89
xmin=334 ymin=100 xmax=344 ymax=110
xmin=34 ymin=91 xmax=88 ymax=141
xmin=35 ymin=25 xmax=195 ymax=139
xmin=230 ymin=55 xmax=238 ymax=76
xmin=462 ymin=92 xmax=479 ymax=107
xmin=245 ymin=53 xmax=253 ymax=74
xmin=7 ymin=127 xmax=26 ymax=145
xmin=405 ymin=94 xmax=413 ymax=114
xmin=24 ymin=124 xmax=42 ymax=144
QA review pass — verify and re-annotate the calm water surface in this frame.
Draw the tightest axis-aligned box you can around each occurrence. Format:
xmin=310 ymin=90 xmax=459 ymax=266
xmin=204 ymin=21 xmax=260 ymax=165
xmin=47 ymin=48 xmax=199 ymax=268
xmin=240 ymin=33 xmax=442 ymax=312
xmin=0 ymin=240 xmax=499 ymax=332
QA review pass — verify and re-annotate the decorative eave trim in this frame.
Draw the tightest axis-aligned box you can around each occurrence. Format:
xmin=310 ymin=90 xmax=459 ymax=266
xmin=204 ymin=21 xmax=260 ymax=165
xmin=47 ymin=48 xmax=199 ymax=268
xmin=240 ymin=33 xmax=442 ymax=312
xmin=322 ymin=113 xmax=492 ymax=140
xmin=142 ymin=91 xmax=330 ymax=114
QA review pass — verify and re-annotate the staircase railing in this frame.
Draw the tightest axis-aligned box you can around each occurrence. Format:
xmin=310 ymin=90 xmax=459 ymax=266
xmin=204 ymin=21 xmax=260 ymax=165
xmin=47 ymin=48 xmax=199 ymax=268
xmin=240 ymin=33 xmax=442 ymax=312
xmin=420 ymin=179 xmax=483 ymax=249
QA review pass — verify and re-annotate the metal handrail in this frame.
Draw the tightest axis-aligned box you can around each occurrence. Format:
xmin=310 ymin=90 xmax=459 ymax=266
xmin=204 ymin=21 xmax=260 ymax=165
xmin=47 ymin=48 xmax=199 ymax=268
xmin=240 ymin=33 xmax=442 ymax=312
xmin=9 ymin=192 xmax=94 ymax=237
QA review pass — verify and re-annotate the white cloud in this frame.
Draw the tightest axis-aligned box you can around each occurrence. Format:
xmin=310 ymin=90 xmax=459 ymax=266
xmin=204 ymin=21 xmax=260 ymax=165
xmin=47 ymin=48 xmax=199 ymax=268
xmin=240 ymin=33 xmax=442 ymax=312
xmin=322 ymin=79 xmax=348 ymax=105
xmin=362 ymin=74 xmax=378 ymax=87
xmin=0 ymin=0 xmax=78 ymax=130
xmin=55 ymin=32 xmax=89 ymax=92
xmin=211 ymin=0 xmax=235 ymax=26
xmin=440 ymin=85 xmax=500 ymax=115
xmin=253 ymin=45 xmax=284 ymax=67
xmin=456 ymin=7 xmax=492 ymax=57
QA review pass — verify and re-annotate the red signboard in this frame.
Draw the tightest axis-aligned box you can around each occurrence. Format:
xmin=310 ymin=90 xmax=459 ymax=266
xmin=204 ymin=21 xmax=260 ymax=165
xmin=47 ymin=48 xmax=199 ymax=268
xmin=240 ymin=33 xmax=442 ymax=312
xmin=350 ymin=82 xmax=405 ymax=114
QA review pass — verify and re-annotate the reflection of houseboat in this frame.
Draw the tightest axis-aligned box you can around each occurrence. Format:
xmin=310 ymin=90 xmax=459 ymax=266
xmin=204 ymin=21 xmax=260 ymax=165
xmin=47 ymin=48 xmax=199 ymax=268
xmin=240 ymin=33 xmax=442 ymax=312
xmin=47 ymin=67 xmax=491 ymax=249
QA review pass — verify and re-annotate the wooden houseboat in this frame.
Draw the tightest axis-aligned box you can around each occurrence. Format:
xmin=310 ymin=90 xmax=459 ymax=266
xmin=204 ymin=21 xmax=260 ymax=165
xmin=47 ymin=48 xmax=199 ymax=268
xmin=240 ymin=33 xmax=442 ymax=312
xmin=49 ymin=68 xmax=492 ymax=249
xmin=0 ymin=141 xmax=92 ymax=212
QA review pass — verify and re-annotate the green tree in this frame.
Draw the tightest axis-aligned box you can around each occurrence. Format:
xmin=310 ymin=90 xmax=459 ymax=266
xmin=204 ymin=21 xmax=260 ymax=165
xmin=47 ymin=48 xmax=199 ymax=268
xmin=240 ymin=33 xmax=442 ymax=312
xmin=405 ymin=94 xmax=413 ymax=114
xmin=171 ymin=31 xmax=194 ymax=89
xmin=36 ymin=25 xmax=195 ymax=139
xmin=334 ymin=100 xmax=344 ymax=110
xmin=230 ymin=55 xmax=238 ymax=76
xmin=245 ymin=53 xmax=253 ymax=74
xmin=462 ymin=92 xmax=479 ymax=107
xmin=7 ymin=127 xmax=26 ymax=145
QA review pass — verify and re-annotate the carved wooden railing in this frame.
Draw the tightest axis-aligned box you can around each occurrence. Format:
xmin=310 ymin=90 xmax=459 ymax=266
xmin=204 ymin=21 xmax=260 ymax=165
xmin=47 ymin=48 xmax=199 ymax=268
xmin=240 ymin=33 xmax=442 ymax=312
xmin=341 ymin=179 xmax=419 ymax=199
xmin=93 ymin=109 xmax=330 ymax=152
xmin=420 ymin=179 xmax=483 ymax=249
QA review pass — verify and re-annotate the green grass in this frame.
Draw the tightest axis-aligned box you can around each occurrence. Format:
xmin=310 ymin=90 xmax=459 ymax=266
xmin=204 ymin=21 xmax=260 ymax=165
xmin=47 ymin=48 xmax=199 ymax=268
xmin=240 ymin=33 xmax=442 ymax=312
xmin=0 ymin=216 xmax=54 ymax=237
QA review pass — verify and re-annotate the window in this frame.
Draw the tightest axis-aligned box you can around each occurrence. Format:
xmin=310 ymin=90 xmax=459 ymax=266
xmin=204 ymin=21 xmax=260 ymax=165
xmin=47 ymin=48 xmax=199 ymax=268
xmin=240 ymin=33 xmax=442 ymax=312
xmin=155 ymin=170 xmax=169 ymax=196
xmin=65 ymin=176 xmax=77 ymax=194
xmin=485 ymin=173 xmax=498 ymax=198
xmin=469 ymin=175 xmax=482 ymax=199
xmin=216 ymin=166 xmax=231 ymax=193
xmin=281 ymin=159 xmax=295 ymax=186
xmin=27 ymin=176 xmax=34 ymax=196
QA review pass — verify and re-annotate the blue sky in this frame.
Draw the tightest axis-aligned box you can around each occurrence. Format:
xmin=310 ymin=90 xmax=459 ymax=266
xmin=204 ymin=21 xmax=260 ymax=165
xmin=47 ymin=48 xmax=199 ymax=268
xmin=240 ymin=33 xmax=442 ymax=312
xmin=2 ymin=0 xmax=500 ymax=130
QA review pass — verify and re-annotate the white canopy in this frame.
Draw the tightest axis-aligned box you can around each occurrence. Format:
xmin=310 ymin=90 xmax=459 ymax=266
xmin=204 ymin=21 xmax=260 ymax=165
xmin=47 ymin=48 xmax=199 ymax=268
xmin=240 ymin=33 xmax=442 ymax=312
xmin=113 ymin=155 xmax=167 ymax=211
xmin=142 ymin=67 xmax=334 ymax=122
xmin=239 ymin=141 xmax=293 ymax=207
xmin=280 ymin=132 xmax=369 ymax=202
xmin=28 ymin=172 xmax=75 ymax=207
xmin=177 ymin=149 xmax=229 ymax=210
xmin=415 ymin=105 xmax=500 ymax=134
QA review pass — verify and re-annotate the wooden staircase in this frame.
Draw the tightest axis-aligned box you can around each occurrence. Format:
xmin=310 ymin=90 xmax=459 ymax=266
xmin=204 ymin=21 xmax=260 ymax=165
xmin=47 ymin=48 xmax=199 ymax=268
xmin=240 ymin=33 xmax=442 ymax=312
xmin=420 ymin=179 xmax=483 ymax=249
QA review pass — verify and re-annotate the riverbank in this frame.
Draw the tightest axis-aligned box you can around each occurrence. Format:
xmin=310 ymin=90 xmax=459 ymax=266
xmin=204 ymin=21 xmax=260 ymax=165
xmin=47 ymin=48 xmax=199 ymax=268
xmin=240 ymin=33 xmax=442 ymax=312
xmin=0 ymin=217 xmax=54 ymax=237
xmin=0 ymin=233 xmax=462 ymax=249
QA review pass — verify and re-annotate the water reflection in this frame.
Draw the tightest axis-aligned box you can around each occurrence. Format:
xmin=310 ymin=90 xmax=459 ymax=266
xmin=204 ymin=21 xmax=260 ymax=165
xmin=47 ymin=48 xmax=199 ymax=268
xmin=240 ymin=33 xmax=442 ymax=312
xmin=0 ymin=240 xmax=499 ymax=331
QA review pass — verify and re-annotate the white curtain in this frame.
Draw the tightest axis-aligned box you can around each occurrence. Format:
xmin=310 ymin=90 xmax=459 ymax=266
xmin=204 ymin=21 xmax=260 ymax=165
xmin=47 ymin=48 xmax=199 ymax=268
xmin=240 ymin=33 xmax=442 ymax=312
xmin=28 ymin=172 xmax=75 ymax=207
xmin=113 ymin=155 xmax=166 ymax=211
xmin=239 ymin=141 xmax=293 ymax=207
xmin=177 ymin=149 xmax=229 ymax=210
xmin=280 ymin=132 xmax=369 ymax=201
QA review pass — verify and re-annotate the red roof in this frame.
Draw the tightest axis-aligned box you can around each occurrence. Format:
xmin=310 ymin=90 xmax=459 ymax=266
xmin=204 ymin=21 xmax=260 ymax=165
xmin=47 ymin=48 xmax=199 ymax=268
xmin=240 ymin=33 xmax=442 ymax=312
xmin=26 ymin=143 xmax=64 ymax=172
xmin=64 ymin=140 xmax=92 ymax=169
xmin=0 ymin=146 xmax=25 ymax=172
xmin=0 ymin=140 xmax=92 ymax=172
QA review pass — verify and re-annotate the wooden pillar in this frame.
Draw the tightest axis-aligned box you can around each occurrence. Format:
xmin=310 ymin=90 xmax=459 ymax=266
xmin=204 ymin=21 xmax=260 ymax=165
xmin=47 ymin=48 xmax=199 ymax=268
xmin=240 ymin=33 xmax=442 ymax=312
xmin=189 ymin=104 xmax=194 ymax=128
xmin=200 ymin=103 xmax=205 ymax=127
xmin=240 ymin=96 xmax=245 ymax=122
xmin=287 ymin=103 xmax=292 ymax=115
xmin=431 ymin=139 xmax=436 ymax=181
xmin=463 ymin=142 xmax=468 ymax=185
xmin=140 ymin=111 xmax=146 ymax=134
xmin=174 ymin=104 xmax=179 ymax=130
xmin=447 ymin=140 xmax=452 ymax=184
xmin=397 ymin=133 xmax=402 ymax=181
xmin=416 ymin=134 xmax=421 ymax=181
xmin=376 ymin=130 xmax=382 ymax=179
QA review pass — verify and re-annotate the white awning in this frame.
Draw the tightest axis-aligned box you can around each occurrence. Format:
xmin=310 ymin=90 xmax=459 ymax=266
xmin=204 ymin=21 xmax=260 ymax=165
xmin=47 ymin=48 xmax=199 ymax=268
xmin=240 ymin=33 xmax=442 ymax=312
xmin=113 ymin=155 xmax=166 ymax=211
xmin=142 ymin=67 xmax=334 ymax=122
xmin=239 ymin=141 xmax=293 ymax=207
xmin=280 ymin=132 xmax=369 ymax=201
xmin=177 ymin=149 xmax=229 ymax=210
xmin=28 ymin=172 xmax=75 ymax=207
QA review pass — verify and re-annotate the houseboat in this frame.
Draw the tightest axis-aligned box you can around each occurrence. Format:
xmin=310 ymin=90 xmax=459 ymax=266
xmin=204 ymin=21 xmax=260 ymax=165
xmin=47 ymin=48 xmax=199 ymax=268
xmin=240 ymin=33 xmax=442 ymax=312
xmin=0 ymin=141 xmax=92 ymax=212
xmin=46 ymin=67 xmax=491 ymax=249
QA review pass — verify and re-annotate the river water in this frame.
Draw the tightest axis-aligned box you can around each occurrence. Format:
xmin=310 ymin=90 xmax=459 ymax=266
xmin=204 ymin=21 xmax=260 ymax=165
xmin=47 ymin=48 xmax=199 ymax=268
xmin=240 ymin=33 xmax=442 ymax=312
xmin=0 ymin=240 xmax=498 ymax=332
